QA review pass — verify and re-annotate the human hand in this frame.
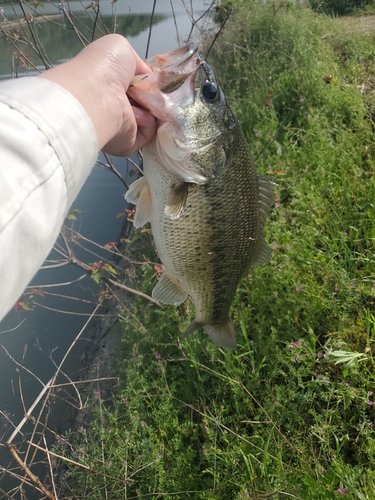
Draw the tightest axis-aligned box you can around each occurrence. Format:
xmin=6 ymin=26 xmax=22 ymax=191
xmin=38 ymin=34 xmax=156 ymax=156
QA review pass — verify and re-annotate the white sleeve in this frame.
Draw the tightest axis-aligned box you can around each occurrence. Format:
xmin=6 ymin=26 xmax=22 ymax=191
xmin=0 ymin=77 xmax=98 ymax=321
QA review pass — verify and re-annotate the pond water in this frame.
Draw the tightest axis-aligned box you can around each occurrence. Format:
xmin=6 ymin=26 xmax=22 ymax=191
xmin=0 ymin=0 xmax=215 ymax=495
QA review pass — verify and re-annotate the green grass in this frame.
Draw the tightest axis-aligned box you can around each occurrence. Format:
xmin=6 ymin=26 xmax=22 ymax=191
xmin=59 ymin=2 xmax=375 ymax=498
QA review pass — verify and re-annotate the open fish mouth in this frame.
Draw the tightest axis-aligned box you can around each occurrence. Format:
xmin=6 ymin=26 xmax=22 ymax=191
xmin=128 ymin=43 xmax=203 ymax=109
xmin=145 ymin=42 xmax=199 ymax=72
xmin=149 ymin=43 xmax=204 ymax=94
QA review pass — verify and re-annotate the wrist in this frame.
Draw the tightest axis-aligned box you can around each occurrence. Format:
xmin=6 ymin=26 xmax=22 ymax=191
xmin=38 ymin=58 xmax=119 ymax=151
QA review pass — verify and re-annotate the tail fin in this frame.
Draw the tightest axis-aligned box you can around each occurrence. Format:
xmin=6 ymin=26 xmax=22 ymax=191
xmin=183 ymin=318 xmax=237 ymax=350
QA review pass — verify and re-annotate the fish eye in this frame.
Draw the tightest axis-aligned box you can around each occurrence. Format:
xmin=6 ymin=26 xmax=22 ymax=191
xmin=202 ymin=82 xmax=218 ymax=103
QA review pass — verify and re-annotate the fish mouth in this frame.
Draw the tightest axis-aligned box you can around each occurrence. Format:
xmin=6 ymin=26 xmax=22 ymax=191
xmin=127 ymin=43 xmax=204 ymax=116
xmin=145 ymin=42 xmax=199 ymax=72
xmin=149 ymin=43 xmax=204 ymax=94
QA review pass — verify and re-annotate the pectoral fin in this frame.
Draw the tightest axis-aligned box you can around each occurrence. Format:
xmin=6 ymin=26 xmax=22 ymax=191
xmin=152 ymin=272 xmax=188 ymax=306
xmin=124 ymin=176 xmax=152 ymax=228
xmin=165 ymin=182 xmax=189 ymax=219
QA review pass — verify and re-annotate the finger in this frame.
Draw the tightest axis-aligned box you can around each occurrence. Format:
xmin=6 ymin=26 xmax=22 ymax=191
xmin=133 ymin=106 xmax=157 ymax=152
xmin=133 ymin=105 xmax=156 ymax=132
xmin=102 ymin=106 xmax=156 ymax=157
xmin=135 ymin=56 xmax=154 ymax=76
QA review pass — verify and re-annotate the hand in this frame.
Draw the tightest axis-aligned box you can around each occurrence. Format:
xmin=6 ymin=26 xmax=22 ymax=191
xmin=38 ymin=34 xmax=156 ymax=156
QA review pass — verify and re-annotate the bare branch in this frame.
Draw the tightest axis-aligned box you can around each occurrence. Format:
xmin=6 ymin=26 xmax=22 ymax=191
xmin=39 ymin=260 xmax=71 ymax=269
xmin=169 ymin=0 xmax=180 ymax=46
xmin=0 ymin=486 xmax=14 ymax=499
xmin=185 ymin=0 xmax=217 ymax=43
xmin=99 ymin=152 xmax=129 ymax=189
xmin=0 ymin=344 xmax=45 ymax=387
xmin=103 ymin=276 xmax=162 ymax=308
xmin=0 ymin=319 xmax=26 ymax=335
xmin=0 ymin=410 xmax=25 ymax=436
xmin=126 ymin=154 xmax=144 ymax=175
xmin=6 ymin=305 xmax=100 ymax=447
xmin=145 ymin=0 xmax=157 ymax=59
xmin=205 ymin=8 xmax=233 ymax=61
xmin=49 ymin=377 xmax=118 ymax=389
xmin=68 ymin=228 xmax=158 ymax=265
xmin=25 ymin=273 xmax=87 ymax=289
xmin=90 ymin=1 xmax=100 ymax=42
xmin=43 ymin=436 xmax=57 ymax=499
xmin=7 ymin=445 xmax=55 ymax=500
xmin=30 ymin=290 xmax=99 ymax=306
xmin=18 ymin=0 xmax=52 ymax=70
xmin=32 ymin=302 xmax=108 ymax=317
xmin=27 ymin=440 xmax=90 ymax=470
xmin=6 ymin=376 xmax=54 ymax=446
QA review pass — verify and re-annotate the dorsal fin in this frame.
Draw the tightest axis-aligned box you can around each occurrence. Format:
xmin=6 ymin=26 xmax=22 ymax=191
xmin=249 ymin=175 xmax=275 ymax=267
xmin=258 ymin=175 xmax=275 ymax=226
xmin=251 ymin=237 xmax=272 ymax=267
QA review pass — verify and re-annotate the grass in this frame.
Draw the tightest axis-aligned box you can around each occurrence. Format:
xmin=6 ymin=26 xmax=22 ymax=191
xmin=58 ymin=1 xmax=375 ymax=498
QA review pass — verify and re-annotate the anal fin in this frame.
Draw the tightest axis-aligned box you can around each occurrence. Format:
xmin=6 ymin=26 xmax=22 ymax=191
xmin=124 ymin=176 xmax=152 ymax=228
xmin=152 ymin=272 xmax=188 ymax=306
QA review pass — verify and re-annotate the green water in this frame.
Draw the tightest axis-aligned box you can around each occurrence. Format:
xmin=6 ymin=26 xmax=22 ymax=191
xmin=0 ymin=3 xmax=166 ymax=76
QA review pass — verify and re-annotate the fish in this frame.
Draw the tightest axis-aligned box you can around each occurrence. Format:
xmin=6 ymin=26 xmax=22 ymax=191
xmin=125 ymin=43 xmax=274 ymax=349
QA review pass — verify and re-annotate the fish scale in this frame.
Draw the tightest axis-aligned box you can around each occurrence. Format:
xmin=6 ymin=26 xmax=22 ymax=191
xmin=126 ymin=43 xmax=274 ymax=349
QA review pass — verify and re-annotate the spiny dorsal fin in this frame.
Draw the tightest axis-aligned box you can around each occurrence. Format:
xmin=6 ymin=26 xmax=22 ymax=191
xmin=124 ymin=176 xmax=152 ymax=229
xmin=165 ymin=182 xmax=189 ymax=219
xmin=258 ymin=175 xmax=276 ymax=226
xmin=152 ymin=272 xmax=188 ymax=306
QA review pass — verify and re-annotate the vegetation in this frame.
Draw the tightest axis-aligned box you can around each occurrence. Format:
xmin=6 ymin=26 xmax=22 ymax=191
xmin=309 ymin=0 xmax=373 ymax=16
xmin=58 ymin=1 xmax=375 ymax=498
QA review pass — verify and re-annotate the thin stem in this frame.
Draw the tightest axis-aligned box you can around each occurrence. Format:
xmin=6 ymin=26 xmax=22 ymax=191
xmin=91 ymin=1 xmax=100 ymax=42
xmin=145 ymin=0 xmax=157 ymax=59
xmin=205 ymin=8 xmax=233 ymax=61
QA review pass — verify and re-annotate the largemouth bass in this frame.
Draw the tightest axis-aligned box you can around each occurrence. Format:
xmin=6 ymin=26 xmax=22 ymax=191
xmin=125 ymin=44 xmax=274 ymax=349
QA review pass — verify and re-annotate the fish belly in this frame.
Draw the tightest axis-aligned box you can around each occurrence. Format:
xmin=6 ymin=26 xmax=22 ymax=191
xmin=144 ymin=143 xmax=260 ymax=327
